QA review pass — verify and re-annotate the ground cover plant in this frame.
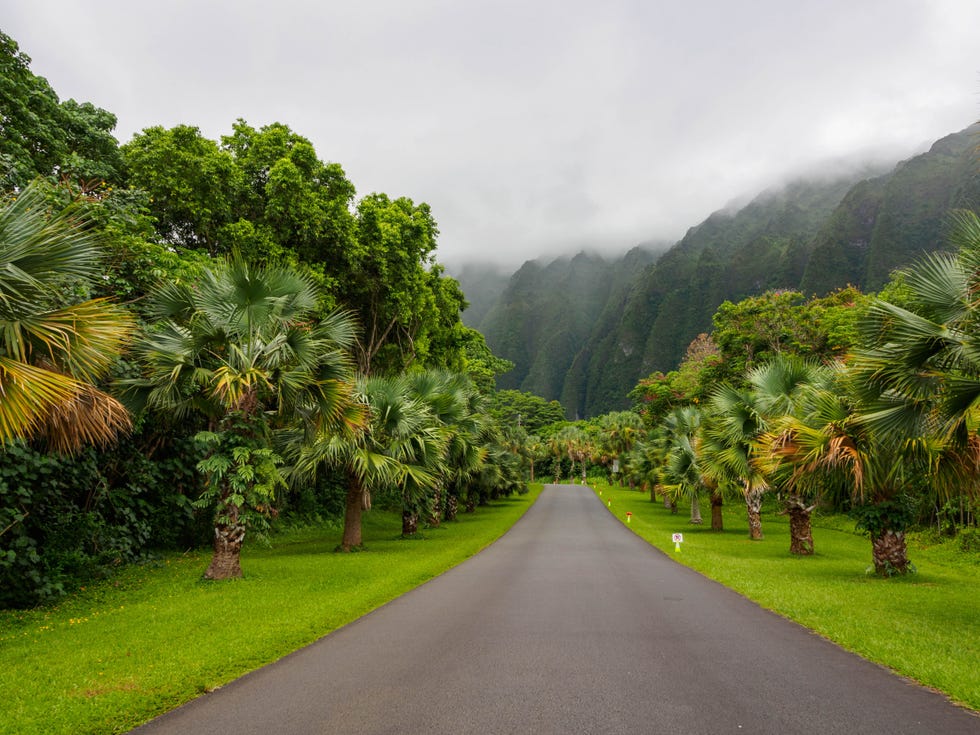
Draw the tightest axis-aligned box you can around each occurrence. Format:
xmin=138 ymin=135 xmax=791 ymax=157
xmin=0 ymin=486 xmax=542 ymax=735
xmin=589 ymin=480 xmax=980 ymax=712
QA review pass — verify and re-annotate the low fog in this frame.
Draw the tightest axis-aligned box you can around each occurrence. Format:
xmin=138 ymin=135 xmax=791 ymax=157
xmin=5 ymin=0 xmax=978 ymax=267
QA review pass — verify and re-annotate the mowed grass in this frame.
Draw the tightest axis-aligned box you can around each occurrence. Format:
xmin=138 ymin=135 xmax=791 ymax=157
xmin=590 ymin=479 xmax=980 ymax=712
xmin=0 ymin=486 xmax=542 ymax=735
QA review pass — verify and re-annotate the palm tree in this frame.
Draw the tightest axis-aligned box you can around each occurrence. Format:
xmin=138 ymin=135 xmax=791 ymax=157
xmin=597 ymin=411 xmax=645 ymax=486
xmin=765 ymin=369 xmax=923 ymax=574
xmin=547 ymin=431 xmax=566 ymax=483
xmin=751 ymin=355 xmax=833 ymax=555
xmin=706 ymin=386 xmax=769 ymax=539
xmin=292 ymin=372 xmax=446 ymax=549
xmin=129 ymin=255 xmax=362 ymax=578
xmin=842 ymin=210 xmax=980 ymax=573
xmin=403 ymin=370 xmax=485 ymax=534
xmin=661 ymin=406 xmax=710 ymax=525
xmin=0 ymin=182 xmax=134 ymax=453
xmin=556 ymin=425 xmax=589 ymax=483
xmin=524 ymin=434 xmax=543 ymax=483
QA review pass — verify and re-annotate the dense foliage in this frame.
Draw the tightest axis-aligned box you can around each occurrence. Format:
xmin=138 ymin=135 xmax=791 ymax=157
xmin=0 ymin=31 xmax=523 ymax=606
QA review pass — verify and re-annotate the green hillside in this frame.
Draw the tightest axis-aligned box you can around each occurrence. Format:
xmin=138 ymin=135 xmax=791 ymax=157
xmin=474 ymin=123 xmax=980 ymax=417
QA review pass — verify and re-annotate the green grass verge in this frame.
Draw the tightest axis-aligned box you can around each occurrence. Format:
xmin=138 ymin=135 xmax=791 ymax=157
xmin=590 ymin=479 xmax=980 ymax=712
xmin=0 ymin=486 xmax=542 ymax=735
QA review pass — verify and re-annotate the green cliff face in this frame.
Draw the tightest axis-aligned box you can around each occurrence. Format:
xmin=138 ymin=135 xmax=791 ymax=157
xmin=469 ymin=123 xmax=980 ymax=418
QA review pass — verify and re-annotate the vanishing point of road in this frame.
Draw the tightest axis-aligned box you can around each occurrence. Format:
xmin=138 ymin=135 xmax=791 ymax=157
xmin=134 ymin=484 xmax=979 ymax=734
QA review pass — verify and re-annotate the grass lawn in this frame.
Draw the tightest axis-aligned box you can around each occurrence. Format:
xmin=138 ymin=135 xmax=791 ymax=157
xmin=590 ymin=479 xmax=980 ymax=712
xmin=0 ymin=486 xmax=542 ymax=735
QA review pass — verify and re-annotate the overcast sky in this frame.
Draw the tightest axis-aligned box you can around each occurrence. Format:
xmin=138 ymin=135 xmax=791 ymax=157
xmin=5 ymin=1 xmax=979 ymax=267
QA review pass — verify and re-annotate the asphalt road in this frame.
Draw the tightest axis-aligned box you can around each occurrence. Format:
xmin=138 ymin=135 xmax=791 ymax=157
xmin=133 ymin=484 xmax=979 ymax=734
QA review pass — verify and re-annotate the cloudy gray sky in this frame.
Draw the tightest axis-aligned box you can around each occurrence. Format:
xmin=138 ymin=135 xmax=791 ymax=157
xmin=5 ymin=1 xmax=979 ymax=267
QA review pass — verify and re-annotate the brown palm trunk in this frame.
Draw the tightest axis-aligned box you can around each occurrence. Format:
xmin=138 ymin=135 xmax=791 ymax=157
xmin=341 ymin=475 xmax=363 ymax=551
xmin=870 ymin=529 xmax=910 ymax=575
xmin=529 ymin=460 xmax=535 ymax=484
xmin=203 ymin=512 xmax=245 ymax=580
xmin=428 ymin=488 xmax=442 ymax=527
xmin=710 ymin=492 xmax=723 ymax=532
xmin=402 ymin=510 xmax=418 ymax=537
xmin=445 ymin=494 xmax=458 ymax=521
xmin=745 ymin=483 xmax=764 ymax=540
xmin=786 ymin=497 xmax=814 ymax=555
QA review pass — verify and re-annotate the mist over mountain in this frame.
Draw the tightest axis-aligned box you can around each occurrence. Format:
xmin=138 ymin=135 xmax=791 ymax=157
xmin=466 ymin=123 xmax=979 ymax=418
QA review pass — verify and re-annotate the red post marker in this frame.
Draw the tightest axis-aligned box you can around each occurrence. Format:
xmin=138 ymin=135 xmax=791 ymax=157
xmin=626 ymin=512 xmax=633 ymax=524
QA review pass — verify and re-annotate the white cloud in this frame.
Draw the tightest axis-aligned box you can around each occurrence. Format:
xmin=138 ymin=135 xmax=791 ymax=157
xmin=5 ymin=0 xmax=979 ymax=266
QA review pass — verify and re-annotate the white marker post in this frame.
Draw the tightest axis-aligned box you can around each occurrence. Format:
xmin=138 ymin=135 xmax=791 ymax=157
xmin=672 ymin=533 xmax=683 ymax=553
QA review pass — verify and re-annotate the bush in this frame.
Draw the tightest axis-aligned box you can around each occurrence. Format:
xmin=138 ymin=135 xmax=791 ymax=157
xmin=0 ymin=431 xmax=207 ymax=608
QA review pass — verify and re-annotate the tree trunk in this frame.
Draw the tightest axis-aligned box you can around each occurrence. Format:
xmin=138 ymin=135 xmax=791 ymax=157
xmin=203 ymin=514 xmax=245 ymax=580
xmin=428 ymin=488 xmax=442 ymax=528
xmin=689 ymin=494 xmax=703 ymax=525
xmin=340 ymin=477 xmax=363 ymax=551
xmin=529 ymin=460 xmax=535 ymax=484
xmin=445 ymin=494 xmax=458 ymax=521
xmin=870 ymin=529 xmax=911 ymax=575
xmin=663 ymin=492 xmax=672 ymax=510
xmin=402 ymin=510 xmax=418 ymax=537
xmin=670 ymin=500 xmax=678 ymax=515
xmin=710 ymin=492 xmax=723 ymax=532
xmin=786 ymin=497 xmax=814 ymax=555
xmin=745 ymin=484 xmax=764 ymax=540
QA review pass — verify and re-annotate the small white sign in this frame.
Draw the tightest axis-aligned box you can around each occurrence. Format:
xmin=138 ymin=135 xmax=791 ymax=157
xmin=672 ymin=533 xmax=684 ymax=543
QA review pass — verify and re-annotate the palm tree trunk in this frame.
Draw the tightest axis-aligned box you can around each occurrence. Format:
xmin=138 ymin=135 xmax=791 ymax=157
xmin=529 ymin=460 xmax=535 ymax=484
xmin=745 ymin=483 xmax=764 ymax=540
xmin=445 ymin=494 xmax=459 ymax=521
xmin=341 ymin=475 xmax=363 ymax=551
xmin=710 ymin=492 xmax=723 ymax=532
xmin=870 ymin=528 xmax=910 ymax=575
xmin=428 ymin=488 xmax=442 ymax=527
xmin=203 ymin=507 xmax=245 ymax=580
xmin=689 ymin=494 xmax=703 ymax=524
xmin=402 ymin=510 xmax=418 ymax=537
xmin=785 ymin=496 xmax=814 ymax=555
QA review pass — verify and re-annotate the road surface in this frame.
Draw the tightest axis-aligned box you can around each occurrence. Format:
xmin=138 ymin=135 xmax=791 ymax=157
xmin=133 ymin=484 xmax=978 ymax=734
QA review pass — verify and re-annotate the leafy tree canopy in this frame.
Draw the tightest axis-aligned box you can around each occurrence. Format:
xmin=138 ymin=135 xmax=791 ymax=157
xmin=487 ymin=389 xmax=566 ymax=435
xmin=0 ymin=32 xmax=122 ymax=189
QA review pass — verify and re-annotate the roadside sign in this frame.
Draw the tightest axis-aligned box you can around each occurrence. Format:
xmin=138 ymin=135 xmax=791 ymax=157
xmin=672 ymin=533 xmax=683 ymax=552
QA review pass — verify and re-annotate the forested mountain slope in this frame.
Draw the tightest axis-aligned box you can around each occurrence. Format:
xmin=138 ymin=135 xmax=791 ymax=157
xmin=474 ymin=123 xmax=979 ymax=418
xmin=475 ymin=248 xmax=660 ymax=408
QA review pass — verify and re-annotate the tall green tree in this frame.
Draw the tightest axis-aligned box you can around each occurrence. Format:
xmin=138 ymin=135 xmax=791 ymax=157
xmin=129 ymin=255 xmax=361 ymax=578
xmin=122 ymin=125 xmax=244 ymax=254
xmin=342 ymin=193 xmax=443 ymax=374
xmin=0 ymin=32 xmax=123 ymax=189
